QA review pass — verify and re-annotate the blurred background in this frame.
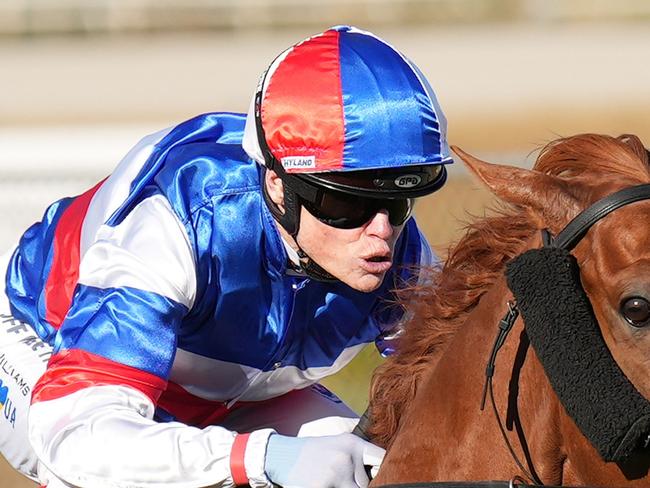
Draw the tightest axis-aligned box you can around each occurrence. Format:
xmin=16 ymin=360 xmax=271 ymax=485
xmin=2 ymin=1 xmax=650 ymax=485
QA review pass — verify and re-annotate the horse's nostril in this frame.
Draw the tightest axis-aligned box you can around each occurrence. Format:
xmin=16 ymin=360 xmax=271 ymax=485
xmin=620 ymin=296 xmax=650 ymax=328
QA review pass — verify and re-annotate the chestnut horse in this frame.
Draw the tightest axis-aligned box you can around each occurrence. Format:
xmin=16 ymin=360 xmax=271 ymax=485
xmin=368 ymin=134 xmax=650 ymax=487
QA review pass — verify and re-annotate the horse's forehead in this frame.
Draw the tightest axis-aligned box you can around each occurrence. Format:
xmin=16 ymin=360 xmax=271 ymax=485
xmin=595 ymin=199 xmax=650 ymax=247
xmin=584 ymin=199 xmax=650 ymax=276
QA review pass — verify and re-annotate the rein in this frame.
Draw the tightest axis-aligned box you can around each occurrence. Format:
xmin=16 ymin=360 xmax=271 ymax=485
xmin=481 ymin=183 xmax=650 ymax=485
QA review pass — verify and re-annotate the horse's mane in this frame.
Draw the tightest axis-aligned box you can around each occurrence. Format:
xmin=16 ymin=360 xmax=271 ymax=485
xmin=369 ymin=134 xmax=650 ymax=447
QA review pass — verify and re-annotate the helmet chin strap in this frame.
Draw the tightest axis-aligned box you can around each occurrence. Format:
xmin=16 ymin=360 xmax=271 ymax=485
xmin=296 ymin=249 xmax=339 ymax=283
xmin=261 ymin=169 xmax=338 ymax=283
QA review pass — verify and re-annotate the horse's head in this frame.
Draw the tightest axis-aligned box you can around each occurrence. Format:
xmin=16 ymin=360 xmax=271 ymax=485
xmin=454 ymin=136 xmax=650 ymax=408
xmin=457 ymin=134 xmax=650 ymax=481
xmin=370 ymin=134 xmax=650 ymax=487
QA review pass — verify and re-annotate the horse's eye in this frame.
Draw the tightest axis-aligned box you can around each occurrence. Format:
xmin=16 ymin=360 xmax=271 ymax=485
xmin=620 ymin=296 xmax=650 ymax=328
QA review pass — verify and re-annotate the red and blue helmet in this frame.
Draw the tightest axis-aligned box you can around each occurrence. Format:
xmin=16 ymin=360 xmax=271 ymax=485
xmin=243 ymin=25 xmax=452 ymax=199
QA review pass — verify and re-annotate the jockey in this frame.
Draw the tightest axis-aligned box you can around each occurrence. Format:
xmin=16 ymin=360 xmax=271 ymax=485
xmin=0 ymin=25 xmax=451 ymax=488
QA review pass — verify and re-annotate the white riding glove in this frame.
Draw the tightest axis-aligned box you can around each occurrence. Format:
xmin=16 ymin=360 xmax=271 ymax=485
xmin=264 ymin=433 xmax=385 ymax=488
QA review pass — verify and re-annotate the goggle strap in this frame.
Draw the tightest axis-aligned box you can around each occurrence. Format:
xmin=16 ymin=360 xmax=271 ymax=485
xmin=282 ymin=185 xmax=302 ymax=237
xmin=272 ymin=163 xmax=320 ymax=203
xmin=261 ymin=169 xmax=301 ymax=237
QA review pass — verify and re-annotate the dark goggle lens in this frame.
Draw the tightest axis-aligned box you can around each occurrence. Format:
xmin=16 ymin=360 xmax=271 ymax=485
xmin=303 ymin=191 xmax=413 ymax=229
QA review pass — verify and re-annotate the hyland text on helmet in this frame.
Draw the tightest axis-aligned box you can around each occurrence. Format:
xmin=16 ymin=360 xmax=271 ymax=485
xmin=281 ymin=156 xmax=316 ymax=169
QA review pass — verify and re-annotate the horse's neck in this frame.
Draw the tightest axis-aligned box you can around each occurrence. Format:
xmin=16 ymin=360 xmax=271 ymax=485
xmin=376 ymin=277 xmax=566 ymax=485
xmin=438 ymin=276 xmax=565 ymax=458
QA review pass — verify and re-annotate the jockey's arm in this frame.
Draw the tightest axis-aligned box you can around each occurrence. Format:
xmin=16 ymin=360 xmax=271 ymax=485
xmin=26 ymin=195 xmax=277 ymax=487
xmin=30 ymin=382 xmax=275 ymax=487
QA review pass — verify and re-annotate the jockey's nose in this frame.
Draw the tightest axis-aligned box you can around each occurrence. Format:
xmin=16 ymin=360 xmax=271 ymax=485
xmin=365 ymin=210 xmax=394 ymax=239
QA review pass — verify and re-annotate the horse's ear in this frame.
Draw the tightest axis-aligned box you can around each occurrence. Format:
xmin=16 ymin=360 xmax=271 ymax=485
xmin=451 ymin=145 xmax=579 ymax=226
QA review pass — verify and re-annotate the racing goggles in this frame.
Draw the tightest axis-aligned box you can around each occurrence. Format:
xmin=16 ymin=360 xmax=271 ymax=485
xmin=300 ymin=186 xmax=414 ymax=229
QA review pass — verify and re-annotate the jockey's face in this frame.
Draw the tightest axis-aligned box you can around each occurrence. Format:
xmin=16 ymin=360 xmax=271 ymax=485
xmin=297 ymin=205 xmax=404 ymax=292
xmin=264 ymin=169 xmax=404 ymax=292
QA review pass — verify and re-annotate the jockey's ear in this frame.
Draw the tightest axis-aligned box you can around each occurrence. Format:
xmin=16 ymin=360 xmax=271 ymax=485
xmin=451 ymin=145 xmax=581 ymax=231
xmin=264 ymin=168 xmax=286 ymax=211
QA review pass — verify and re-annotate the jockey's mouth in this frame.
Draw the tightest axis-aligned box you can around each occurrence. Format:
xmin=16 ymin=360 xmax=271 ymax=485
xmin=367 ymin=255 xmax=391 ymax=263
xmin=360 ymin=252 xmax=393 ymax=274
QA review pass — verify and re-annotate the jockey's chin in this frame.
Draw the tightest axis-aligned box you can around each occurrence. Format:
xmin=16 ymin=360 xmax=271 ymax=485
xmin=297 ymin=207 xmax=403 ymax=293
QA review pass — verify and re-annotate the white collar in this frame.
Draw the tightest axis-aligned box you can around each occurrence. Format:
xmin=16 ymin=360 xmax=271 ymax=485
xmin=281 ymin=235 xmax=301 ymax=266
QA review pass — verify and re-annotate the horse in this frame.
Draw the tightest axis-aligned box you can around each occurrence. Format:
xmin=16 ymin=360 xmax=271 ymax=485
xmin=367 ymin=134 xmax=650 ymax=487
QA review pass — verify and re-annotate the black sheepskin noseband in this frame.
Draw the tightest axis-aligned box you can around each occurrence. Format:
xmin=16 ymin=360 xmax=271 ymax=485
xmin=505 ymin=247 xmax=650 ymax=462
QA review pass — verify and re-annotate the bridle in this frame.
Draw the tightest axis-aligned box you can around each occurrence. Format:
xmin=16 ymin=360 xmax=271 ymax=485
xmin=482 ymin=183 xmax=650 ymax=486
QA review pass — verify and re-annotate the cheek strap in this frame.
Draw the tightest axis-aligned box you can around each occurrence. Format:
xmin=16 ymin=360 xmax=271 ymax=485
xmin=505 ymin=247 xmax=650 ymax=462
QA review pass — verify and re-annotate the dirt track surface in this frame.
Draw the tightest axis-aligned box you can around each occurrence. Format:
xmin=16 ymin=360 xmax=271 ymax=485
xmin=0 ymin=457 xmax=32 ymax=488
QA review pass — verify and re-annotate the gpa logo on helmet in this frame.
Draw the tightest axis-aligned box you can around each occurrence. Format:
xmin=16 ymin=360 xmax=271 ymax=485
xmin=394 ymin=174 xmax=422 ymax=189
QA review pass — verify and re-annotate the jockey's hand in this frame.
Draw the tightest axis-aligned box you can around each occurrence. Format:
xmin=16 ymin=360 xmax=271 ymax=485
xmin=264 ymin=433 xmax=385 ymax=488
